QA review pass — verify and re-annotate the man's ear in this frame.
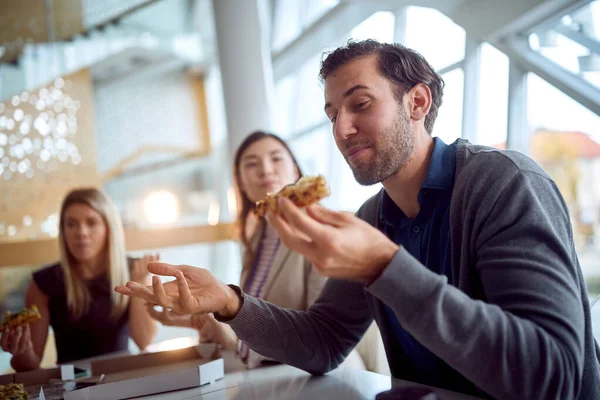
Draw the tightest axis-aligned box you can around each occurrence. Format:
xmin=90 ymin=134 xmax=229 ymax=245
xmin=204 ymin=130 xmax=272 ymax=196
xmin=408 ymin=84 xmax=432 ymax=123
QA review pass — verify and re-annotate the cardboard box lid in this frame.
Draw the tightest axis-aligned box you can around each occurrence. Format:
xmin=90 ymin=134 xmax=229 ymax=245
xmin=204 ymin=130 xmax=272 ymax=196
xmin=90 ymin=343 xmax=219 ymax=376
xmin=64 ymin=358 xmax=224 ymax=400
xmin=0 ymin=367 xmax=62 ymax=386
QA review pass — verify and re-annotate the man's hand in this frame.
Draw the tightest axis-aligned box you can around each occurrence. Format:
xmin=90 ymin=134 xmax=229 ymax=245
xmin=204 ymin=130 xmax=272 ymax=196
xmin=115 ymin=263 xmax=241 ymax=317
xmin=266 ymin=198 xmax=399 ymax=283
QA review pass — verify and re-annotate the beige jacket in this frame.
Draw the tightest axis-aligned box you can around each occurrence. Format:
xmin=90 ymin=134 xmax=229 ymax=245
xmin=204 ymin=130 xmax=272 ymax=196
xmin=240 ymin=223 xmax=326 ymax=310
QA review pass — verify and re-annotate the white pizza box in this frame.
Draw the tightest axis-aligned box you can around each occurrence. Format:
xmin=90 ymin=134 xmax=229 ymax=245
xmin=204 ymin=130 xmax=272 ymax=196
xmin=64 ymin=344 xmax=223 ymax=400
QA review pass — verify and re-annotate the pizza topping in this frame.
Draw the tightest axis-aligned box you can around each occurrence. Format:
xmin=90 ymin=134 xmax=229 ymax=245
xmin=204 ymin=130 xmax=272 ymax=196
xmin=0 ymin=383 xmax=29 ymax=399
xmin=254 ymin=175 xmax=330 ymax=218
xmin=0 ymin=305 xmax=41 ymax=331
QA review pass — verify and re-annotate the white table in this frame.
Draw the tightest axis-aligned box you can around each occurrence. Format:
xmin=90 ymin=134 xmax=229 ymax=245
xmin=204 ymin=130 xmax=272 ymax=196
xmin=67 ymin=338 xmax=485 ymax=400
xmin=137 ymin=352 xmax=484 ymax=400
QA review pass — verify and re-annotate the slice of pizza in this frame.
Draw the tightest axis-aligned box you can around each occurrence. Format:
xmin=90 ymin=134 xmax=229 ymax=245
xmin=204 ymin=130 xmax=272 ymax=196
xmin=0 ymin=305 xmax=41 ymax=331
xmin=254 ymin=175 xmax=330 ymax=218
xmin=0 ymin=383 xmax=29 ymax=399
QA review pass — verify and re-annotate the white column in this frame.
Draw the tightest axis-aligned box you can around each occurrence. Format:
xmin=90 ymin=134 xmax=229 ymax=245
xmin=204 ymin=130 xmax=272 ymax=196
xmin=461 ymin=37 xmax=481 ymax=143
xmin=506 ymin=61 xmax=529 ymax=154
xmin=212 ymin=0 xmax=275 ymax=156
xmin=210 ymin=0 xmax=275 ymax=280
xmin=393 ymin=7 xmax=408 ymax=45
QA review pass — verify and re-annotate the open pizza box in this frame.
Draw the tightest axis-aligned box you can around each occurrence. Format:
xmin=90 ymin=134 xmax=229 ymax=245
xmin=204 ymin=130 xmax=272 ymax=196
xmin=0 ymin=343 xmax=223 ymax=399
xmin=64 ymin=343 xmax=224 ymax=400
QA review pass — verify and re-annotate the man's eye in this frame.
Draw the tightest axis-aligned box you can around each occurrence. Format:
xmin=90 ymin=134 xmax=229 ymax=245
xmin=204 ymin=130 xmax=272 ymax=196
xmin=354 ymin=101 xmax=369 ymax=110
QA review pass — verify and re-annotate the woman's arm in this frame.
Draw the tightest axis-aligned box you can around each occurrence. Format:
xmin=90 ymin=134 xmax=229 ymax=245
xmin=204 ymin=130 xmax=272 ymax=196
xmin=8 ymin=281 xmax=49 ymax=372
xmin=128 ymin=256 xmax=158 ymax=350
xmin=304 ymin=258 xmax=328 ymax=308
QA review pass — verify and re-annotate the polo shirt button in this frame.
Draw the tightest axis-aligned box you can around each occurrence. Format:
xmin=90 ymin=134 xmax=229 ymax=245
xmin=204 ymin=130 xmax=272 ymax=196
xmin=412 ymin=226 xmax=421 ymax=234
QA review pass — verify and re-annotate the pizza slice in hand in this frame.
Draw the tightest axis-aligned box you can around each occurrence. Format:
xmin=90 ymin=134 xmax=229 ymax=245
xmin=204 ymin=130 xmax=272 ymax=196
xmin=254 ymin=175 xmax=330 ymax=218
xmin=0 ymin=305 xmax=41 ymax=331
xmin=0 ymin=383 xmax=29 ymax=399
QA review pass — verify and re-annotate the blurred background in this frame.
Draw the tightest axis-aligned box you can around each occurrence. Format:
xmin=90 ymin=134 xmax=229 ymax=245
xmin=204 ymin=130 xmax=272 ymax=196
xmin=0 ymin=0 xmax=599 ymax=372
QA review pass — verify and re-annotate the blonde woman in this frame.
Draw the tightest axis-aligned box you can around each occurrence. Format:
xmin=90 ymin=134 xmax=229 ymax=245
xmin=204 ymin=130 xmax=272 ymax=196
xmin=0 ymin=188 xmax=157 ymax=372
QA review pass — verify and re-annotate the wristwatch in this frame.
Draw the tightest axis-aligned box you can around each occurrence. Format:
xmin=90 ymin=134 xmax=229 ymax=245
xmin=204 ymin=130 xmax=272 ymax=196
xmin=214 ymin=284 xmax=244 ymax=322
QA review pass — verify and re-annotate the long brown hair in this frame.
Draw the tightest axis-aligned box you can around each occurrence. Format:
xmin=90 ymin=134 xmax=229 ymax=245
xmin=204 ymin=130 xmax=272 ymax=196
xmin=233 ymin=131 xmax=303 ymax=253
xmin=58 ymin=188 xmax=129 ymax=320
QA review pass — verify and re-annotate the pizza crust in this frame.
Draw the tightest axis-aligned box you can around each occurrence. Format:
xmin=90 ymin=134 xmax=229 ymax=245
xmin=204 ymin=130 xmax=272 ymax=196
xmin=253 ymin=175 xmax=330 ymax=218
xmin=0 ymin=305 xmax=41 ymax=331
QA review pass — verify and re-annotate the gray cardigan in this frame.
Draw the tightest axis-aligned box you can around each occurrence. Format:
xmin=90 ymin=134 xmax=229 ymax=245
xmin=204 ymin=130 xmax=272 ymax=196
xmin=227 ymin=140 xmax=600 ymax=399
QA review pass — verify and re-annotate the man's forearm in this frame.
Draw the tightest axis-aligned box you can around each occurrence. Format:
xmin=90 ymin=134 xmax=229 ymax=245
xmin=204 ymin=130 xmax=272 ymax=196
xmin=225 ymin=279 xmax=373 ymax=375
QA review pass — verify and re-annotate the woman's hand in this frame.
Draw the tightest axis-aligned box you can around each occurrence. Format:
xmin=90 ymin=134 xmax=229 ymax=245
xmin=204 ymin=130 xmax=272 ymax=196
xmin=0 ymin=325 xmax=34 ymax=356
xmin=131 ymin=254 xmax=160 ymax=283
xmin=145 ymin=303 xmax=193 ymax=328
xmin=191 ymin=313 xmax=238 ymax=350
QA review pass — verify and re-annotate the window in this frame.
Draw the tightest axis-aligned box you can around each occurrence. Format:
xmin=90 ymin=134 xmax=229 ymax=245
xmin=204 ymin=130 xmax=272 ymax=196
xmin=404 ymin=6 xmax=466 ymax=71
xmin=273 ymin=53 xmax=325 ymax=139
xmin=433 ymin=68 xmax=464 ymax=144
xmin=350 ymin=11 xmax=395 ymax=43
xmin=477 ymin=43 xmax=509 ymax=146
xmin=527 ymin=72 xmax=600 ymax=301
xmin=529 ymin=0 xmax=600 ymax=89
xmin=272 ymin=0 xmax=340 ymax=52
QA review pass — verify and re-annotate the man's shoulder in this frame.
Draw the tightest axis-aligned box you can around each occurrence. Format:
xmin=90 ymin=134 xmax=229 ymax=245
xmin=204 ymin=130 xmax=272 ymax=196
xmin=456 ymin=140 xmax=552 ymax=185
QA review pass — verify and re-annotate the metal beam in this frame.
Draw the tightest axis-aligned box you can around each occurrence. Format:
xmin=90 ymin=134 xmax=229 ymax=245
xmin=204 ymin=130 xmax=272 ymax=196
xmin=498 ymin=36 xmax=600 ymax=116
xmin=271 ymin=1 xmax=380 ymax=81
xmin=461 ymin=37 xmax=481 ymax=143
xmin=437 ymin=60 xmax=464 ymax=76
xmin=506 ymin=60 xmax=530 ymax=154
xmin=451 ymin=0 xmax=584 ymax=43
xmin=554 ymin=24 xmax=600 ymax=56
xmin=524 ymin=0 xmax=591 ymax=36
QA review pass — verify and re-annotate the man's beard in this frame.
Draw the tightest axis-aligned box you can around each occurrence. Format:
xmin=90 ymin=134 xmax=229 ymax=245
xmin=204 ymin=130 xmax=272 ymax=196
xmin=345 ymin=109 xmax=414 ymax=186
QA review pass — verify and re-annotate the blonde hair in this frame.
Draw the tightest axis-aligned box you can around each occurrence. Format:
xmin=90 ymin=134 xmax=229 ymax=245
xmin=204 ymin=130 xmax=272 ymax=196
xmin=58 ymin=188 xmax=129 ymax=319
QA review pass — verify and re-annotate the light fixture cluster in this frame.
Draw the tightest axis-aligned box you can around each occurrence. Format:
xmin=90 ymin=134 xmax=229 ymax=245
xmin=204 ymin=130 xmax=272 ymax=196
xmin=0 ymin=77 xmax=83 ymax=239
xmin=0 ymin=77 xmax=82 ymax=181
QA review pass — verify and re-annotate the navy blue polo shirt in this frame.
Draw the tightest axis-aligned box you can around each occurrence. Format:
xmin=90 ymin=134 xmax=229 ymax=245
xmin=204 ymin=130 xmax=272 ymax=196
xmin=380 ymin=137 xmax=466 ymax=390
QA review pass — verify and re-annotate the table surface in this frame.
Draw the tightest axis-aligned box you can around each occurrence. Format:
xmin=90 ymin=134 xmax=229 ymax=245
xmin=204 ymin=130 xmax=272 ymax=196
xmin=137 ymin=361 xmax=484 ymax=400
xmin=66 ymin=337 xmax=484 ymax=400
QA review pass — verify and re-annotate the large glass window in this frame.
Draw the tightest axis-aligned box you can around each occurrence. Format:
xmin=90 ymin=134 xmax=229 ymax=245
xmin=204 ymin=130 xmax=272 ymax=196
xmin=272 ymin=0 xmax=340 ymax=52
xmin=433 ymin=68 xmax=464 ymax=144
xmin=350 ymin=11 xmax=395 ymax=43
xmin=527 ymin=72 xmax=600 ymax=305
xmin=477 ymin=43 xmax=509 ymax=146
xmin=404 ymin=6 xmax=466 ymax=71
xmin=528 ymin=0 xmax=600 ymax=89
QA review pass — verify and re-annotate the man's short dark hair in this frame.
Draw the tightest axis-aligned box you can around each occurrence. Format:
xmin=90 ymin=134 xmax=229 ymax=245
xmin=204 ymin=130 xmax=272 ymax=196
xmin=319 ymin=39 xmax=444 ymax=134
